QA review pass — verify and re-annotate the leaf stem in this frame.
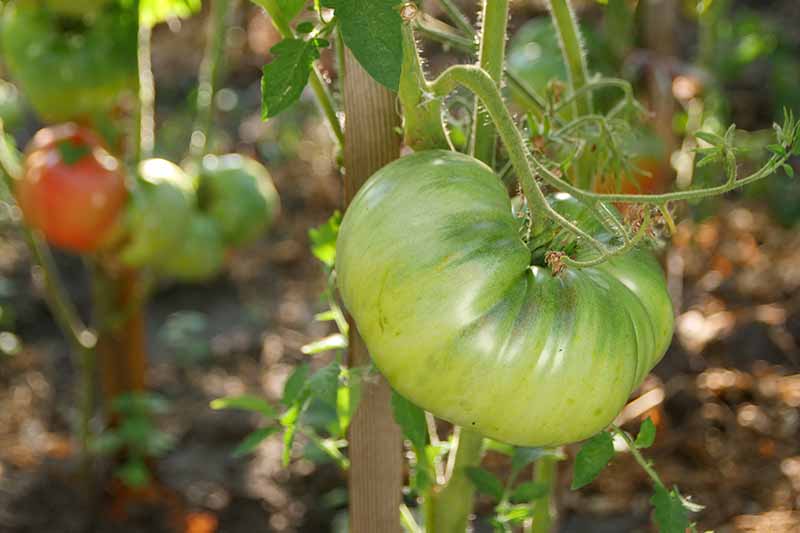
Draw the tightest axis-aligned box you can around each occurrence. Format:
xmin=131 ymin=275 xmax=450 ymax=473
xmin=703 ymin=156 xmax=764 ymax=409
xmin=436 ymin=0 xmax=476 ymax=37
xmin=531 ymin=454 xmax=559 ymax=533
xmin=610 ymin=426 xmax=665 ymax=489
xmin=430 ymin=65 xmax=610 ymax=255
xmin=400 ymin=503 xmax=423 ymax=533
xmin=412 ymin=13 xmax=547 ymax=122
xmin=546 ymin=0 xmax=592 ymax=117
xmin=471 ymin=0 xmax=509 ymax=165
xmin=0 ymin=128 xmax=98 ymax=479
xmin=428 ymin=428 xmax=484 ymax=533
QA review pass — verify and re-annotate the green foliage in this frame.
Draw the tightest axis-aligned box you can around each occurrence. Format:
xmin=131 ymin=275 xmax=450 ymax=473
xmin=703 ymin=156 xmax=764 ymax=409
xmin=571 ymin=431 xmax=615 ymax=489
xmin=391 ymin=391 xmax=435 ymax=490
xmin=91 ymin=393 xmax=175 ymax=488
xmin=322 ymin=0 xmax=404 ymax=90
xmin=651 ymin=485 xmax=691 ymax=533
xmin=262 ymin=38 xmax=329 ymax=119
xmin=635 ymin=417 xmax=657 ymax=449
xmin=309 ymin=212 xmax=342 ymax=268
xmin=466 ymin=467 xmax=504 ymax=501
xmin=233 ymin=427 xmax=281 ymax=457
xmin=210 ymin=395 xmax=278 ymax=418
xmin=212 ymin=215 xmax=356 ymax=470
xmin=282 ymin=363 xmax=311 ymax=406
xmin=510 ymin=481 xmax=549 ymax=503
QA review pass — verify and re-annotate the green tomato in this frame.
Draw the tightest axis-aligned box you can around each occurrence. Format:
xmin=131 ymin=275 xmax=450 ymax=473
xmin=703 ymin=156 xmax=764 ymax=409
xmin=1 ymin=2 xmax=137 ymax=123
xmin=336 ymin=151 xmax=674 ymax=447
xmin=196 ymin=154 xmax=280 ymax=247
xmin=120 ymin=159 xmax=196 ymax=268
xmin=159 ymin=214 xmax=226 ymax=282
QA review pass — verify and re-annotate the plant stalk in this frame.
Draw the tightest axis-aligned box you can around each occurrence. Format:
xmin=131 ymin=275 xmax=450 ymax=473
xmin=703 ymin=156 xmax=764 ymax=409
xmin=430 ymin=65 xmax=609 ymax=254
xmin=471 ymin=0 xmax=509 ymax=165
xmin=0 ymin=131 xmax=98 ymax=480
xmin=531 ymin=454 xmax=559 ymax=533
xmin=191 ymin=0 xmax=235 ymax=158
xmin=436 ymin=0 xmax=475 ymax=37
xmin=546 ymin=0 xmax=592 ymax=118
xmin=427 ymin=428 xmax=484 ymax=533
xmin=137 ymin=23 xmax=155 ymax=160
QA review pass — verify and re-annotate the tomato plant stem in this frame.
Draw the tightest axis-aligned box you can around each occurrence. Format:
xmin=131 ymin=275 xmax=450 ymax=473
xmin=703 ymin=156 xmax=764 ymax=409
xmin=611 ymin=426 xmax=666 ymax=489
xmin=252 ymin=0 xmax=345 ymax=148
xmin=191 ymin=0 xmax=234 ymax=158
xmin=412 ymin=14 xmax=548 ymax=123
xmin=471 ymin=0 xmax=509 ymax=165
xmin=430 ymin=65 xmax=610 ymax=256
xmin=531 ymin=453 xmax=559 ymax=533
xmin=546 ymin=0 xmax=592 ymax=118
xmin=428 ymin=428 xmax=484 ymax=533
xmin=137 ymin=23 xmax=155 ymax=160
xmin=0 ymin=132 xmax=98 ymax=480
xmin=435 ymin=0 xmax=475 ymax=37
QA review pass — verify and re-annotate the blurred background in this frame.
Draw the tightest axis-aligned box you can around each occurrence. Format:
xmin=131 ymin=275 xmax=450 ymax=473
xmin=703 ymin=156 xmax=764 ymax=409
xmin=0 ymin=0 xmax=798 ymax=531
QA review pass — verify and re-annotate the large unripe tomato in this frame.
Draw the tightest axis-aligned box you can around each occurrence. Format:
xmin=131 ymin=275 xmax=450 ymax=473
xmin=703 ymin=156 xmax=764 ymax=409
xmin=158 ymin=214 xmax=226 ymax=282
xmin=195 ymin=154 xmax=280 ymax=247
xmin=16 ymin=124 xmax=127 ymax=253
xmin=1 ymin=2 xmax=137 ymax=123
xmin=336 ymin=151 xmax=674 ymax=447
xmin=119 ymin=159 xmax=196 ymax=268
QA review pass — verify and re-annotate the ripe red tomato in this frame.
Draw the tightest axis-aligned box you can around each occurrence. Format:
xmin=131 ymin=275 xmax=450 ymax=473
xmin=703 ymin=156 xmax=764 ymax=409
xmin=17 ymin=124 xmax=128 ymax=253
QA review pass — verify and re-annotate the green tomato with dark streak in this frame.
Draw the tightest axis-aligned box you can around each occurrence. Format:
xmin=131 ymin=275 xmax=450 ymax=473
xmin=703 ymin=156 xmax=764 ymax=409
xmin=336 ymin=150 xmax=674 ymax=447
xmin=195 ymin=154 xmax=280 ymax=248
xmin=159 ymin=214 xmax=226 ymax=282
xmin=120 ymin=159 xmax=196 ymax=269
xmin=1 ymin=2 xmax=137 ymax=123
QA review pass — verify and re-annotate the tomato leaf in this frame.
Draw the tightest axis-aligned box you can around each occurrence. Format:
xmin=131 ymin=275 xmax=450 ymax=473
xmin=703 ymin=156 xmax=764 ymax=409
xmin=233 ymin=426 xmax=280 ymax=457
xmin=635 ymin=417 xmax=657 ymax=449
xmin=309 ymin=211 xmax=341 ymax=267
xmin=282 ymin=363 xmax=310 ymax=406
xmin=511 ymin=447 xmax=563 ymax=475
xmin=571 ymin=431 xmax=615 ymax=489
xmin=465 ymin=467 xmax=504 ymax=501
xmin=279 ymin=0 xmax=306 ymax=21
xmin=308 ymin=362 xmax=341 ymax=407
xmin=210 ymin=395 xmax=277 ymax=418
xmin=321 ymin=0 xmax=403 ymax=91
xmin=262 ymin=38 xmax=326 ymax=119
xmin=390 ymin=391 xmax=428 ymax=451
xmin=510 ymin=481 xmax=549 ymax=503
xmin=651 ymin=485 xmax=690 ymax=533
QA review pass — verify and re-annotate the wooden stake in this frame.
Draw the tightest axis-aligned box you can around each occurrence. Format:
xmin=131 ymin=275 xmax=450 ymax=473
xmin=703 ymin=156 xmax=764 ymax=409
xmin=342 ymin=48 xmax=404 ymax=533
